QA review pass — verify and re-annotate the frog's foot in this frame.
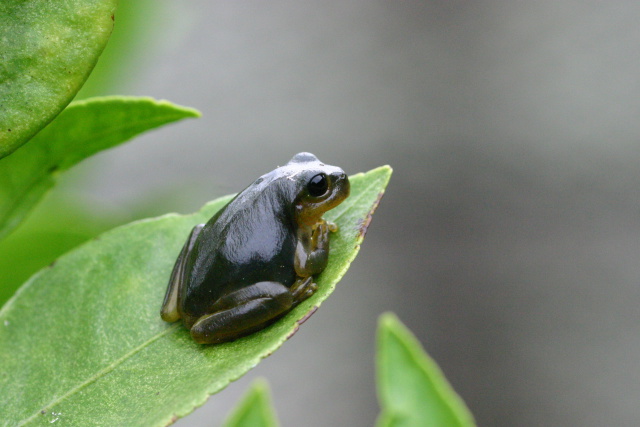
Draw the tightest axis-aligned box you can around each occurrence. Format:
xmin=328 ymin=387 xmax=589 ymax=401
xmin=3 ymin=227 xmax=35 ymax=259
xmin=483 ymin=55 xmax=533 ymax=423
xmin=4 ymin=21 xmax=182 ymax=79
xmin=290 ymin=276 xmax=318 ymax=303
xmin=190 ymin=281 xmax=294 ymax=344
xmin=326 ymin=220 xmax=338 ymax=233
xmin=315 ymin=220 xmax=337 ymax=242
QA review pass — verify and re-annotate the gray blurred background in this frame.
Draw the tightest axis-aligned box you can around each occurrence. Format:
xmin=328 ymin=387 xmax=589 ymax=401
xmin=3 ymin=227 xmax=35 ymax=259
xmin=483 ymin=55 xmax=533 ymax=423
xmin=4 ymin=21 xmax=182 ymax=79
xmin=60 ymin=1 xmax=640 ymax=426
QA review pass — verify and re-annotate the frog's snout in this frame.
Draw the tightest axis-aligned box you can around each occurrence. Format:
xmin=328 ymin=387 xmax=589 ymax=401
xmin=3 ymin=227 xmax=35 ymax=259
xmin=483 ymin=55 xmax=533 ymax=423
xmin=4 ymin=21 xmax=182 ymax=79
xmin=331 ymin=171 xmax=350 ymax=200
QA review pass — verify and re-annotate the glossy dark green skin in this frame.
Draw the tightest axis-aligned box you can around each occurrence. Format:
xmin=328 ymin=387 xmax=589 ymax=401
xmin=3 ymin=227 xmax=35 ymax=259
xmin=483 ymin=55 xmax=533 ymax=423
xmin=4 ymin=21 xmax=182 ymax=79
xmin=160 ymin=153 xmax=350 ymax=344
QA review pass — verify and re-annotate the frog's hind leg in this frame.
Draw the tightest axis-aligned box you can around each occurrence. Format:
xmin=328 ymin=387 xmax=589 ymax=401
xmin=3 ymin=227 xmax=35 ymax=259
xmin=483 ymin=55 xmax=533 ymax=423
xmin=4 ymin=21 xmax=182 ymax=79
xmin=160 ymin=224 xmax=204 ymax=322
xmin=190 ymin=281 xmax=296 ymax=344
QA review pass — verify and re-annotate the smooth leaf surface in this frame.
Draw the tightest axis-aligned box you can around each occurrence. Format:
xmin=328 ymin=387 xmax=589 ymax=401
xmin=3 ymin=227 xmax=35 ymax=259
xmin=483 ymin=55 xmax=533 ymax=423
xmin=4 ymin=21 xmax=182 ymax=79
xmin=0 ymin=0 xmax=117 ymax=158
xmin=376 ymin=313 xmax=476 ymax=427
xmin=0 ymin=166 xmax=391 ymax=426
xmin=0 ymin=194 xmax=125 ymax=306
xmin=222 ymin=379 xmax=280 ymax=427
xmin=0 ymin=96 xmax=200 ymax=241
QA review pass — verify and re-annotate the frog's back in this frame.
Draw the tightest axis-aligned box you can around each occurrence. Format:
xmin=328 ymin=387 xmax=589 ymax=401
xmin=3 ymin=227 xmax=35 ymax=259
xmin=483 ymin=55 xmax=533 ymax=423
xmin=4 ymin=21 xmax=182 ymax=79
xmin=181 ymin=179 xmax=298 ymax=318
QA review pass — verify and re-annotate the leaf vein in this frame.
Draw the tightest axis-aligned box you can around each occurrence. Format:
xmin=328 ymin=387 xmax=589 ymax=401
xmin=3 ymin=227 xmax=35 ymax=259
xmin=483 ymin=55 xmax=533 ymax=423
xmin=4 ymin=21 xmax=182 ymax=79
xmin=18 ymin=324 xmax=181 ymax=426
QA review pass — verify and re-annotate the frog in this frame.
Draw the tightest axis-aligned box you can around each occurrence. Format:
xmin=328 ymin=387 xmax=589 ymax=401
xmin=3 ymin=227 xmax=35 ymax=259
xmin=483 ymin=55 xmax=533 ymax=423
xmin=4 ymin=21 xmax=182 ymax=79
xmin=160 ymin=152 xmax=350 ymax=344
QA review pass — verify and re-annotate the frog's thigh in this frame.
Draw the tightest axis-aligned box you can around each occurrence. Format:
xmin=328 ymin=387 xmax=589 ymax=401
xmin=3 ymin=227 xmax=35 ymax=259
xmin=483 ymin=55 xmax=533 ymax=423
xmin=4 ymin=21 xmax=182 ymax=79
xmin=161 ymin=224 xmax=204 ymax=322
xmin=190 ymin=281 xmax=294 ymax=344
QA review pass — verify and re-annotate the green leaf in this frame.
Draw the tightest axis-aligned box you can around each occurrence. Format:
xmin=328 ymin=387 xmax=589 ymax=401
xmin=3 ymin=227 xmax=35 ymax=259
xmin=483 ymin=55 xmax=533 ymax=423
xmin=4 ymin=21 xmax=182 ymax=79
xmin=376 ymin=313 xmax=476 ymax=427
xmin=0 ymin=0 xmax=118 ymax=158
xmin=0 ymin=96 xmax=200 ymax=241
xmin=0 ymin=193 xmax=124 ymax=306
xmin=222 ymin=379 xmax=281 ymax=427
xmin=75 ymin=0 xmax=160 ymax=99
xmin=0 ymin=165 xmax=392 ymax=426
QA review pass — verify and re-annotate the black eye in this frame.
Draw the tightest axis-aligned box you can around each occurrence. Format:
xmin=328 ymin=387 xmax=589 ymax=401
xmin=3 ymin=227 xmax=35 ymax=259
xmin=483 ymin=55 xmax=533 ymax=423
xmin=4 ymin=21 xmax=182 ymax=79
xmin=307 ymin=173 xmax=328 ymax=197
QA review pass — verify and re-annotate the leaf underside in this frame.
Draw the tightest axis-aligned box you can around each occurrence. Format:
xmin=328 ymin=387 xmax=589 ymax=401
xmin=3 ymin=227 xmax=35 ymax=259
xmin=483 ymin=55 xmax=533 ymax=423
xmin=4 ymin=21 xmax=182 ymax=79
xmin=0 ymin=96 xmax=200 ymax=242
xmin=0 ymin=166 xmax=392 ymax=426
xmin=376 ymin=313 xmax=476 ymax=427
xmin=0 ymin=0 xmax=118 ymax=158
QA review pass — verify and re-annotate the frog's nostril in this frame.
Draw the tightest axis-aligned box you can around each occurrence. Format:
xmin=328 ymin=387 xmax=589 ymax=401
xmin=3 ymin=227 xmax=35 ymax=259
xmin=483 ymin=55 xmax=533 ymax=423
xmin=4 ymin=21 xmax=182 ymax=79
xmin=336 ymin=173 xmax=350 ymax=193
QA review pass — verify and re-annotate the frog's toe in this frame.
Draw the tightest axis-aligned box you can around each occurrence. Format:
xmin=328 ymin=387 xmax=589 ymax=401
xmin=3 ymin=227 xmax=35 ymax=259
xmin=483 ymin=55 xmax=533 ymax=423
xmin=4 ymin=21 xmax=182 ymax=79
xmin=291 ymin=276 xmax=317 ymax=303
xmin=303 ymin=283 xmax=318 ymax=298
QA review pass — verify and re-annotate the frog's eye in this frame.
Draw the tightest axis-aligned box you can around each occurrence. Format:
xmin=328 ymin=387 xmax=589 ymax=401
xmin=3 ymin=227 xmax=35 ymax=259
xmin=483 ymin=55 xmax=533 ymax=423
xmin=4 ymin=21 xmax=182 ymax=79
xmin=307 ymin=173 xmax=328 ymax=197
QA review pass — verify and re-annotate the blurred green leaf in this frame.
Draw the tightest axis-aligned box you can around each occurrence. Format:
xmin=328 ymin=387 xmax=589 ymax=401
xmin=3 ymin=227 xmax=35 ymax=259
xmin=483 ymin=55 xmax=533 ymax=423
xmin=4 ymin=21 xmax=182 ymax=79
xmin=0 ymin=166 xmax=391 ymax=426
xmin=0 ymin=193 xmax=124 ymax=306
xmin=76 ymin=0 xmax=159 ymax=99
xmin=0 ymin=96 xmax=200 ymax=241
xmin=222 ymin=379 xmax=280 ymax=427
xmin=0 ymin=0 xmax=117 ymax=158
xmin=376 ymin=313 xmax=476 ymax=427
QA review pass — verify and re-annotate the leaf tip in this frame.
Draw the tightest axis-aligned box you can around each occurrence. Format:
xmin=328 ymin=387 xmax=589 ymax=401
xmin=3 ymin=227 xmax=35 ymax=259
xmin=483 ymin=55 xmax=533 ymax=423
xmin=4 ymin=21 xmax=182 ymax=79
xmin=376 ymin=312 xmax=476 ymax=427
xmin=377 ymin=312 xmax=404 ymax=343
xmin=378 ymin=311 xmax=399 ymax=330
xmin=172 ymin=104 xmax=202 ymax=119
xmin=223 ymin=378 xmax=280 ymax=427
xmin=248 ymin=377 xmax=271 ymax=395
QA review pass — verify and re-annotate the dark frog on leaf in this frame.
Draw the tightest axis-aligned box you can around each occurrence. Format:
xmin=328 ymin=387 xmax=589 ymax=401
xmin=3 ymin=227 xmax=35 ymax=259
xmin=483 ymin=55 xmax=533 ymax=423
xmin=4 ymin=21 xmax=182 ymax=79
xmin=161 ymin=153 xmax=350 ymax=344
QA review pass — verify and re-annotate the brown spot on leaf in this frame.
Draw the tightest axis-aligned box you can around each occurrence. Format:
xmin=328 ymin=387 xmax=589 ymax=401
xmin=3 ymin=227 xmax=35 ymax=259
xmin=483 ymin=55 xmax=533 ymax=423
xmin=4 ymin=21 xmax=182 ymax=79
xmin=286 ymin=324 xmax=300 ymax=340
xmin=286 ymin=305 xmax=319 ymax=340
xmin=357 ymin=190 xmax=386 ymax=238
xmin=298 ymin=305 xmax=318 ymax=325
xmin=165 ymin=415 xmax=179 ymax=426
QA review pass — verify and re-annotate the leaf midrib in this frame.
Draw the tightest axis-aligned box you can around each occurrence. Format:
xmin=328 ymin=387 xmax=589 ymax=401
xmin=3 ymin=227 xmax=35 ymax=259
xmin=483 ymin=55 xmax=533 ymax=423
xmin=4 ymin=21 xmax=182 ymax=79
xmin=17 ymin=323 xmax=181 ymax=426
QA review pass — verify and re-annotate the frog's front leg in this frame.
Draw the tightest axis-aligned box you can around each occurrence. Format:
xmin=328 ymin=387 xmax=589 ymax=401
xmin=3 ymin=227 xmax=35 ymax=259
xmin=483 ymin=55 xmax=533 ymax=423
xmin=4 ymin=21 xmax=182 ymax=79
xmin=161 ymin=224 xmax=204 ymax=322
xmin=295 ymin=220 xmax=338 ymax=277
xmin=189 ymin=281 xmax=296 ymax=344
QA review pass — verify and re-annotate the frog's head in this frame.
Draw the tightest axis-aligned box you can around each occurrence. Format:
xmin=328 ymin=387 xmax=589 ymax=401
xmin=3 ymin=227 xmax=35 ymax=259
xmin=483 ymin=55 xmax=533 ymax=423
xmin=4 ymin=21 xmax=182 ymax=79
xmin=284 ymin=152 xmax=350 ymax=227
